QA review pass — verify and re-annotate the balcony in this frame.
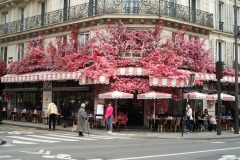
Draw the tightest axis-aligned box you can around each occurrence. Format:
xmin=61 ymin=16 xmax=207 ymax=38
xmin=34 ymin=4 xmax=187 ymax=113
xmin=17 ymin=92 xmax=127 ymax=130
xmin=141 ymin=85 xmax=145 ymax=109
xmin=219 ymin=21 xmax=224 ymax=31
xmin=0 ymin=0 xmax=213 ymax=36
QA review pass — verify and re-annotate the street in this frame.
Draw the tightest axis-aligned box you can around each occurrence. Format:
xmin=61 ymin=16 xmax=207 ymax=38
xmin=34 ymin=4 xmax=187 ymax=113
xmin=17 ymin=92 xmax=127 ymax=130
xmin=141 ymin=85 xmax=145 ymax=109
xmin=0 ymin=125 xmax=240 ymax=160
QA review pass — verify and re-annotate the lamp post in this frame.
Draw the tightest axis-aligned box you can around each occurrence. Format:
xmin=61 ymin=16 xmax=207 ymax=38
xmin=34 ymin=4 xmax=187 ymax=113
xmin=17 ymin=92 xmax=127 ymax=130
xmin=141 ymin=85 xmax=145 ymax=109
xmin=234 ymin=0 xmax=239 ymax=134
xmin=181 ymin=73 xmax=195 ymax=137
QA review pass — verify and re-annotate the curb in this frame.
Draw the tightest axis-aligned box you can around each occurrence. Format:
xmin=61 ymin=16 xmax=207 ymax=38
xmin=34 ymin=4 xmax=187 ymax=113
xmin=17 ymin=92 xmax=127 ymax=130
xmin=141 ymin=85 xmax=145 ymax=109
xmin=2 ymin=121 xmax=240 ymax=140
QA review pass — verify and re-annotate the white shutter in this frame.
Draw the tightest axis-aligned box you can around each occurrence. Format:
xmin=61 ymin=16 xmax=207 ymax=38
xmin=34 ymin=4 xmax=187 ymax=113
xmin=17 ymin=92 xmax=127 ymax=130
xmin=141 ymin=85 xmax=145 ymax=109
xmin=225 ymin=42 xmax=231 ymax=67
xmin=209 ymin=39 xmax=216 ymax=61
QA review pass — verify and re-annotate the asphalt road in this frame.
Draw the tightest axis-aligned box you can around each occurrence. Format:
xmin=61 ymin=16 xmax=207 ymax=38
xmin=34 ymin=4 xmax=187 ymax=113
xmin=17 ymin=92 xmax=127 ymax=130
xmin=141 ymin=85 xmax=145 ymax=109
xmin=0 ymin=125 xmax=240 ymax=160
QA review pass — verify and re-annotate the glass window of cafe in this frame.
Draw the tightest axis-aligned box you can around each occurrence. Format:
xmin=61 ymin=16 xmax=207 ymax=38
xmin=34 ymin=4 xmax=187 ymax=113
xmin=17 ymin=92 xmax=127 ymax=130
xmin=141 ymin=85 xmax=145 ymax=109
xmin=11 ymin=92 xmax=42 ymax=111
xmin=52 ymin=81 xmax=93 ymax=114
xmin=9 ymin=83 xmax=43 ymax=111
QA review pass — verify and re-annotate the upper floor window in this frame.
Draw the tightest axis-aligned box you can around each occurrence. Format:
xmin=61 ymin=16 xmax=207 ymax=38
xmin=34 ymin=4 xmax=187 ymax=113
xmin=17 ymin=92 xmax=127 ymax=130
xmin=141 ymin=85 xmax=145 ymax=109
xmin=233 ymin=43 xmax=240 ymax=66
xmin=216 ymin=41 xmax=224 ymax=61
xmin=2 ymin=12 xmax=8 ymax=33
xmin=17 ymin=43 xmax=24 ymax=60
xmin=0 ymin=46 xmax=8 ymax=63
xmin=88 ymin=0 xmax=97 ymax=16
xmin=124 ymin=0 xmax=140 ymax=14
xmin=219 ymin=2 xmax=224 ymax=31
xmin=39 ymin=1 xmax=47 ymax=26
xmin=63 ymin=0 xmax=70 ymax=21
xmin=20 ymin=8 xmax=24 ymax=20
xmin=79 ymin=33 xmax=89 ymax=44
xmin=19 ymin=8 xmax=25 ymax=31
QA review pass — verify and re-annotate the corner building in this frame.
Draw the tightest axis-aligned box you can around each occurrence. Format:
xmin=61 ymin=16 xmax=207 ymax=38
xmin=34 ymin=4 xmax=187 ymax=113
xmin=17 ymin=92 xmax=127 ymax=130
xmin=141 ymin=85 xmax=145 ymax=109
xmin=0 ymin=0 xmax=238 ymax=127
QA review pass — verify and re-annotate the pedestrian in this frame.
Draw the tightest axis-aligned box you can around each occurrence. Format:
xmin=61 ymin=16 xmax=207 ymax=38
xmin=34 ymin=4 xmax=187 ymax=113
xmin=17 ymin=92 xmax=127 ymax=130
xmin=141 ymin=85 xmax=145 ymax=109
xmin=61 ymin=101 xmax=70 ymax=128
xmin=47 ymin=102 xmax=58 ymax=131
xmin=77 ymin=103 xmax=88 ymax=137
xmin=208 ymin=114 xmax=217 ymax=132
xmin=0 ymin=99 xmax=3 ymax=123
xmin=186 ymin=104 xmax=193 ymax=133
xmin=105 ymin=102 xmax=113 ymax=134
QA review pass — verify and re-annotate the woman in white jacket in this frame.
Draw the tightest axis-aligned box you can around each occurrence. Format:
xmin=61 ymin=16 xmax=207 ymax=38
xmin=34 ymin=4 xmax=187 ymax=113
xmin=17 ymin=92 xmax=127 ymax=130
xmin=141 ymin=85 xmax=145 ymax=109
xmin=47 ymin=102 xmax=58 ymax=131
xmin=186 ymin=104 xmax=193 ymax=133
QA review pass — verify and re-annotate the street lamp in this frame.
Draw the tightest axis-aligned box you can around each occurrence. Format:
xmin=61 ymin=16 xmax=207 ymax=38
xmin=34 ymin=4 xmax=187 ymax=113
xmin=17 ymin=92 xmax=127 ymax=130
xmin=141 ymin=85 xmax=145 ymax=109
xmin=234 ymin=0 xmax=239 ymax=134
xmin=181 ymin=73 xmax=195 ymax=137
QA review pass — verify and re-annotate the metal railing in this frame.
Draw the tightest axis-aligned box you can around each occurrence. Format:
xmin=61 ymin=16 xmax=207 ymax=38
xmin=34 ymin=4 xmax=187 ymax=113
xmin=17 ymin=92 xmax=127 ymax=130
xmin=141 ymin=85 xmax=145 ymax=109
xmin=219 ymin=21 xmax=224 ymax=31
xmin=0 ymin=0 xmax=213 ymax=36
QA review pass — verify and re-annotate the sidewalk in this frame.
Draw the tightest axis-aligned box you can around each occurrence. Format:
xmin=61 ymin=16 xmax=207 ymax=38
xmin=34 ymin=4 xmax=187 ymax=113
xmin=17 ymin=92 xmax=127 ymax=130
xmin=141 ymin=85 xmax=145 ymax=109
xmin=1 ymin=120 xmax=240 ymax=140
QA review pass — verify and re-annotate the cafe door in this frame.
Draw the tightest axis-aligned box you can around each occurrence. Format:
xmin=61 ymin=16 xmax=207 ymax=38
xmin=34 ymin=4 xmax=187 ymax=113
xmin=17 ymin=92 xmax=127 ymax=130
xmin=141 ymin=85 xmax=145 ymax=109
xmin=117 ymin=99 xmax=144 ymax=126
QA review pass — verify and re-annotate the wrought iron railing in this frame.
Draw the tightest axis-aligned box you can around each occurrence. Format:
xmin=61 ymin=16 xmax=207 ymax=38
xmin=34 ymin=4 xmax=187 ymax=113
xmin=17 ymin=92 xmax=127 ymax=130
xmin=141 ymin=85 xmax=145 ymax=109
xmin=233 ymin=25 xmax=240 ymax=34
xmin=0 ymin=0 xmax=213 ymax=36
xmin=219 ymin=21 xmax=224 ymax=31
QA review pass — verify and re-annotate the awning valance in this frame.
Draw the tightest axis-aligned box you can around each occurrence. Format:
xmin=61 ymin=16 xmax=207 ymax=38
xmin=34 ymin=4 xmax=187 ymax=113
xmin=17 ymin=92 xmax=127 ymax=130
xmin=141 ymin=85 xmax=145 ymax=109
xmin=116 ymin=67 xmax=148 ymax=76
xmin=38 ymin=71 xmax=81 ymax=81
xmin=194 ymin=72 xmax=216 ymax=81
xmin=1 ymin=71 xmax=82 ymax=83
xmin=149 ymin=76 xmax=189 ymax=87
xmin=79 ymin=75 xmax=109 ymax=85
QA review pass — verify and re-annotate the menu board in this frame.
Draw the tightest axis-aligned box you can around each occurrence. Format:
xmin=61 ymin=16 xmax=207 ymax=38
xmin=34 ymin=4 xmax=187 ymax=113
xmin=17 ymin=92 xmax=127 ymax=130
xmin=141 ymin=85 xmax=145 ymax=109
xmin=96 ymin=104 xmax=104 ymax=119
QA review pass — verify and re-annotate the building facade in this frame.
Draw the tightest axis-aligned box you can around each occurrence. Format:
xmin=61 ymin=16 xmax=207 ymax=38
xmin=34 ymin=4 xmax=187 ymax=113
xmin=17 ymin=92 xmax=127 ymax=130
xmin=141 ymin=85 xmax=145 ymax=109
xmin=0 ymin=0 xmax=238 ymax=126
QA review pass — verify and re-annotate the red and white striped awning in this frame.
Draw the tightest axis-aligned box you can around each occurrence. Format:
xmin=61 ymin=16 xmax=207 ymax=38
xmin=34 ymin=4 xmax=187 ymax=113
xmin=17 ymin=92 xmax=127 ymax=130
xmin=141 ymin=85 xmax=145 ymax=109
xmin=1 ymin=71 xmax=82 ymax=83
xmin=38 ymin=71 xmax=82 ymax=81
xmin=194 ymin=72 xmax=216 ymax=81
xmin=98 ymin=90 xmax=134 ymax=99
xmin=183 ymin=91 xmax=207 ymax=100
xmin=116 ymin=67 xmax=148 ymax=76
xmin=206 ymin=93 xmax=235 ymax=101
xmin=1 ymin=72 xmax=39 ymax=83
xmin=79 ymin=75 xmax=109 ymax=85
xmin=221 ymin=76 xmax=240 ymax=83
xmin=149 ymin=76 xmax=189 ymax=87
xmin=137 ymin=91 xmax=172 ymax=99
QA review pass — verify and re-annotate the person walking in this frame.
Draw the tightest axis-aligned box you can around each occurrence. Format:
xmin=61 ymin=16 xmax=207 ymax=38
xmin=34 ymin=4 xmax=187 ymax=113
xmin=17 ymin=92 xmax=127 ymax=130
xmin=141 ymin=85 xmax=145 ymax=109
xmin=61 ymin=102 xmax=70 ymax=128
xmin=77 ymin=103 xmax=88 ymax=137
xmin=0 ymin=99 xmax=3 ymax=124
xmin=47 ymin=102 xmax=58 ymax=131
xmin=186 ymin=104 xmax=193 ymax=133
xmin=105 ymin=102 xmax=113 ymax=134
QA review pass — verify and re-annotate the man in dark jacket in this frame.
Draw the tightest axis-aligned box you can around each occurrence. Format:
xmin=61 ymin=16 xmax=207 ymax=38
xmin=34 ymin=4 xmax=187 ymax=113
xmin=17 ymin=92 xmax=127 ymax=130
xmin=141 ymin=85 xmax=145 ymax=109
xmin=61 ymin=102 xmax=71 ymax=128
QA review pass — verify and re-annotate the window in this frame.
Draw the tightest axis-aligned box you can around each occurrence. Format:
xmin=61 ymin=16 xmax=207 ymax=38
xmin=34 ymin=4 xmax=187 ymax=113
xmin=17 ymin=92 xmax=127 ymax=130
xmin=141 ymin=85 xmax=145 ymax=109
xmin=189 ymin=0 xmax=196 ymax=22
xmin=17 ymin=43 xmax=24 ymax=60
xmin=219 ymin=2 xmax=224 ymax=31
xmin=19 ymin=8 xmax=25 ymax=31
xmin=216 ymin=41 xmax=223 ymax=61
xmin=79 ymin=33 xmax=89 ymax=44
xmin=162 ymin=0 xmax=176 ymax=17
xmin=233 ymin=44 xmax=240 ymax=66
xmin=88 ymin=0 xmax=97 ymax=16
xmin=0 ymin=46 xmax=7 ymax=63
xmin=63 ymin=0 xmax=69 ymax=21
xmin=2 ymin=12 xmax=8 ymax=33
xmin=124 ymin=0 xmax=140 ymax=14
xmin=40 ymin=2 xmax=47 ymax=26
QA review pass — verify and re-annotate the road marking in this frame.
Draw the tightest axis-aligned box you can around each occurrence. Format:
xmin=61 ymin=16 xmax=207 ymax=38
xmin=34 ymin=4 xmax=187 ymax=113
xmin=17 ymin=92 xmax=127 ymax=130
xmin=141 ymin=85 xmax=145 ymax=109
xmin=109 ymin=147 xmax=240 ymax=160
xmin=211 ymin=142 xmax=226 ymax=144
xmin=26 ymin=135 xmax=78 ymax=141
xmin=0 ymin=155 xmax=12 ymax=158
xmin=12 ymin=140 xmax=38 ymax=144
xmin=45 ymin=134 xmax=96 ymax=140
xmin=7 ymin=136 xmax=59 ymax=143
xmin=20 ymin=149 xmax=50 ymax=155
